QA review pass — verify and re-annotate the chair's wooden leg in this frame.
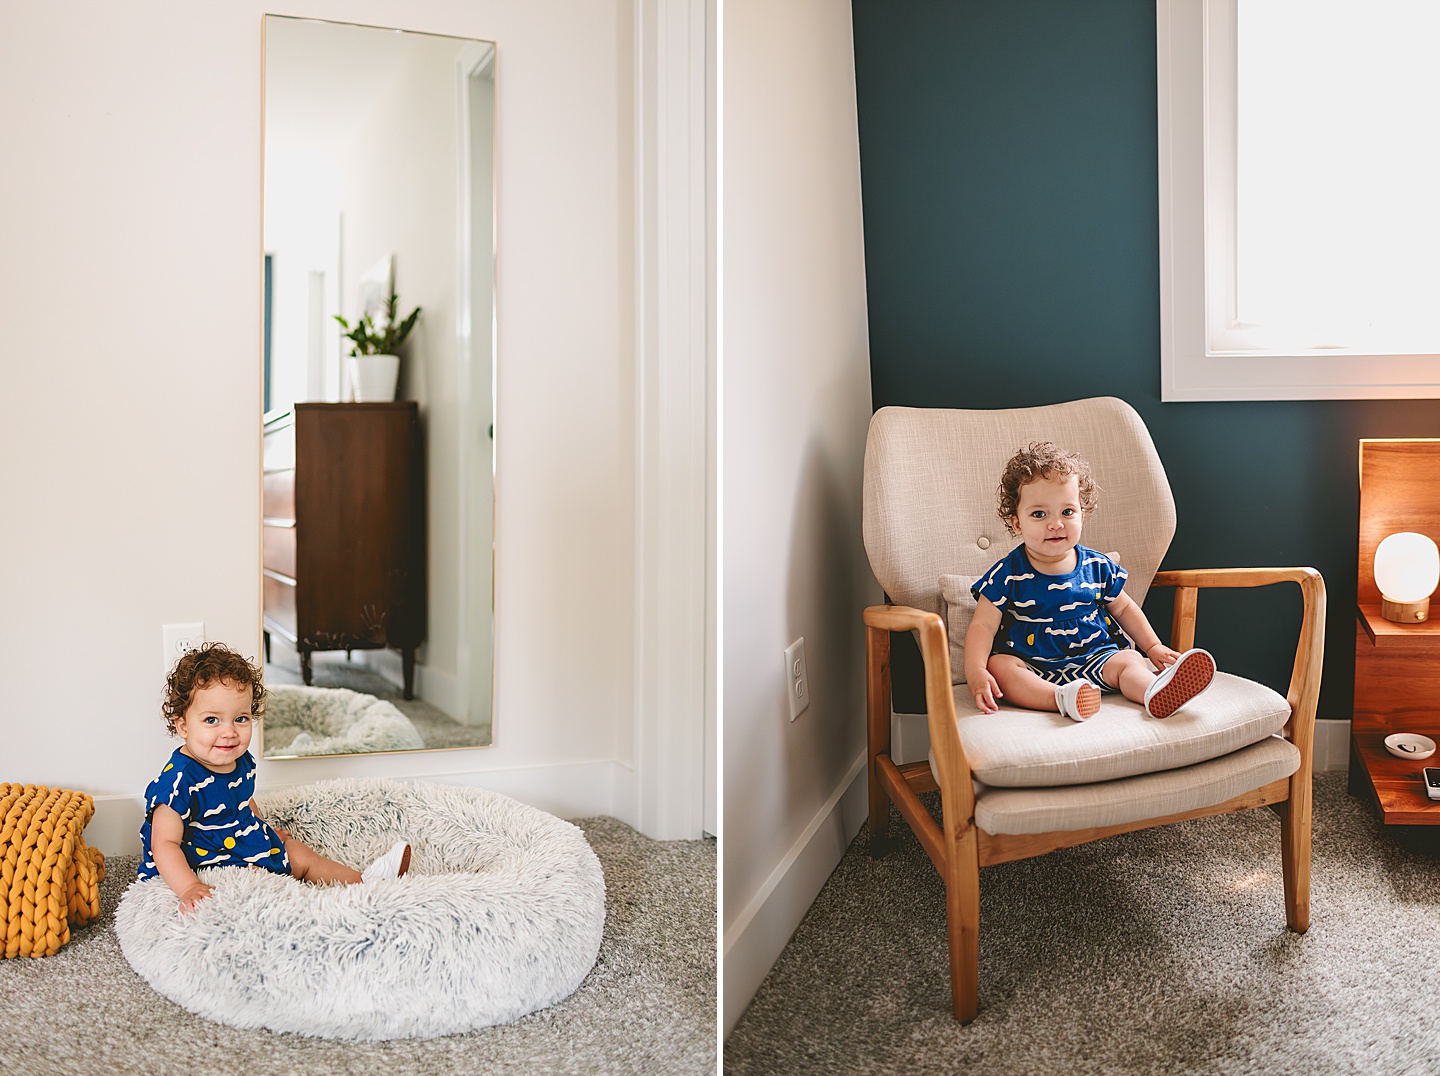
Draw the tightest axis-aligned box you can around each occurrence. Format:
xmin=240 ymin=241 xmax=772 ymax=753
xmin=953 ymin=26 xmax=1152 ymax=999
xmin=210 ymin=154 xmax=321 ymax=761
xmin=945 ymin=822 xmax=980 ymax=1022
xmin=1280 ymin=767 xmax=1312 ymax=933
xmin=866 ymin=624 xmax=892 ymax=855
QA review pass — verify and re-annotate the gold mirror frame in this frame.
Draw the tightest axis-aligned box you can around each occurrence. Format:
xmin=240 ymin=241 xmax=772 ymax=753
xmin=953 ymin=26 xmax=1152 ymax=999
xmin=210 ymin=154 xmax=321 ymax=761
xmin=259 ymin=15 xmax=495 ymax=759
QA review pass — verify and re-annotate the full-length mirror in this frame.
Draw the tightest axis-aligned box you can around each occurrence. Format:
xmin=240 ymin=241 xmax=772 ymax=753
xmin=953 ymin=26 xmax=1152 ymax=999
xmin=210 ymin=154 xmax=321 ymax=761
xmin=260 ymin=15 xmax=495 ymax=758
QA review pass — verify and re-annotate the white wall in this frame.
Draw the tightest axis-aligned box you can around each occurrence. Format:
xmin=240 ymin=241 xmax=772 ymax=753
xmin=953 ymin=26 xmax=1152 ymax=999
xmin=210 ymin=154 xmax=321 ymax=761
xmin=0 ymin=0 xmax=638 ymax=851
xmin=721 ymin=0 xmax=879 ymax=1035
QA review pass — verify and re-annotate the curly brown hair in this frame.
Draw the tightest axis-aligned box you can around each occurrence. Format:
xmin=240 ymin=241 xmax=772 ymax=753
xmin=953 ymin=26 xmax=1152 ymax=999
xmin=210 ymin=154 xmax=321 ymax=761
xmin=996 ymin=442 xmax=1100 ymax=536
xmin=162 ymin=642 xmax=266 ymax=735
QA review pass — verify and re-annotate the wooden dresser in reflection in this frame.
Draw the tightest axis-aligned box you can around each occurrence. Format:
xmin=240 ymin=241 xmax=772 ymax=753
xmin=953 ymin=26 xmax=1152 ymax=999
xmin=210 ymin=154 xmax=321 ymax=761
xmin=262 ymin=402 xmax=425 ymax=697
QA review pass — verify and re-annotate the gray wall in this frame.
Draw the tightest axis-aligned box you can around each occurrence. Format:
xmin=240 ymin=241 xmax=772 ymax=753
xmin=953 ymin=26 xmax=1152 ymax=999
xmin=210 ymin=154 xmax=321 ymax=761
xmin=852 ymin=0 xmax=1440 ymax=716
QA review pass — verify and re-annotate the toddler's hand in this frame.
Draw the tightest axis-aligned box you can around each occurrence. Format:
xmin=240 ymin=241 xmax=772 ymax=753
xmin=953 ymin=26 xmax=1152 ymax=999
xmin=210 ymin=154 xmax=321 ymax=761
xmin=971 ymin=672 xmax=1003 ymax=714
xmin=178 ymin=881 xmax=213 ymax=915
xmin=1147 ymin=644 xmax=1181 ymax=670
xmin=271 ymin=827 xmax=292 ymax=842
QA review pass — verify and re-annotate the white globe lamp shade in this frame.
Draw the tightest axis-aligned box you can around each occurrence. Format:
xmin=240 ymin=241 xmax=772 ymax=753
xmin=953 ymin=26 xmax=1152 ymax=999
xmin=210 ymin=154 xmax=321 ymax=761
xmin=1374 ymin=531 xmax=1440 ymax=622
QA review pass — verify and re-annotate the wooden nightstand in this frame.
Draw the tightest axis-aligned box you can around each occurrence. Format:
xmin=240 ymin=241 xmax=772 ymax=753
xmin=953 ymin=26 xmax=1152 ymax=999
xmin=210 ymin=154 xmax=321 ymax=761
xmin=1349 ymin=439 xmax=1440 ymax=825
xmin=1351 ymin=604 xmax=1440 ymax=824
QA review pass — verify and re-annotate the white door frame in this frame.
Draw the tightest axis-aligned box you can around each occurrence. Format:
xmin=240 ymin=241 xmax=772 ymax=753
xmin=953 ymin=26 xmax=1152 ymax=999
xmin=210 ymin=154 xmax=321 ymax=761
xmin=631 ymin=0 xmax=713 ymax=840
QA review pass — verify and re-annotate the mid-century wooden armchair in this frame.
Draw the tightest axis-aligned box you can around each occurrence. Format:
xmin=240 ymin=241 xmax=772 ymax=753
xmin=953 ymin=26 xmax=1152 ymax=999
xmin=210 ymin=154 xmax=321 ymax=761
xmin=862 ymin=397 xmax=1325 ymax=1023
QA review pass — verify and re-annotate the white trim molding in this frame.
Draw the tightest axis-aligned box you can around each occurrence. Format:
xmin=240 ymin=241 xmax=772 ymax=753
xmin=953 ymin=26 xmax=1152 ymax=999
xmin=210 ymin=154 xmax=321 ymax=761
xmin=1157 ymin=0 xmax=1440 ymax=401
xmin=631 ymin=0 xmax=712 ymax=840
xmin=722 ymin=752 xmax=868 ymax=1036
xmin=88 ymin=758 xmax=628 ymax=859
xmin=454 ymin=40 xmax=498 ymax=732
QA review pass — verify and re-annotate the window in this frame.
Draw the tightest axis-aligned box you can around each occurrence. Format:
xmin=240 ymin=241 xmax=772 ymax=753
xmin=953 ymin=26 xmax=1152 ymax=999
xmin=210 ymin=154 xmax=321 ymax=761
xmin=1158 ymin=0 xmax=1440 ymax=400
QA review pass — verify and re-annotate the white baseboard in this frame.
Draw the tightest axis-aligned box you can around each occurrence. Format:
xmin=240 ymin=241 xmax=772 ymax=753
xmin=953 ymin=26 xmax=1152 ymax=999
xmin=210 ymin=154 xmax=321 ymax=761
xmin=894 ymin=712 xmax=1353 ymax=774
xmin=88 ymin=794 xmax=147 ymax=859
xmin=1313 ymin=718 xmax=1352 ymax=773
xmin=353 ymin=649 xmax=466 ymax=724
xmin=722 ymin=752 xmax=868 ymax=1038
xmin=88 ymin=758 xmax=624 ymax=858
xmin=892 ymin=711 xmax=932 ymax=766
xmin=270 ymin=639 xmax=469 ymax=724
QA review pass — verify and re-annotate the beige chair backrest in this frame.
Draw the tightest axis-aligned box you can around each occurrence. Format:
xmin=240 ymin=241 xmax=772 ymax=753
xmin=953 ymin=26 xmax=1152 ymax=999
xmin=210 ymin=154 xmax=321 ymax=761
xmin=862 ymin=397 xmax=1176 ymax=617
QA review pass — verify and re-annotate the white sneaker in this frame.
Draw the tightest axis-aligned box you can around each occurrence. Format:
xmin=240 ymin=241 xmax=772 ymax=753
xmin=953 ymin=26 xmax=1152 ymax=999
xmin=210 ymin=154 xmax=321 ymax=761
xmin=1055 ymin=679 xmax=1100 ymax=722
xmin=361 ymin=840 xmax=412 ymax=882
xmin=1144 ymin=649 xmax=1216 ymax=718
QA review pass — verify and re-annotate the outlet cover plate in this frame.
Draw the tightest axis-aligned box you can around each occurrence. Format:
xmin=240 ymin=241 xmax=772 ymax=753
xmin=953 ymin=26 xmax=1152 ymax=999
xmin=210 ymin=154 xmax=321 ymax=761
xmin=785 ymin=637 xmax=810 ymax=721
xmin=162 ymin=622 xmax=205 ymax=674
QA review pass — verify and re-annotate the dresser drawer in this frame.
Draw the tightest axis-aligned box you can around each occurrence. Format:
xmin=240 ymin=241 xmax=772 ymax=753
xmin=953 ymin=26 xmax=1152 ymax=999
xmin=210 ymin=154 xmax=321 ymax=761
xmin=263 ymin=470 xmax=295 ymax=521
xmin=263 ymin=572 xmax=297 ymax=637
xmin=262 ymin=524 xmax=296 ymax=578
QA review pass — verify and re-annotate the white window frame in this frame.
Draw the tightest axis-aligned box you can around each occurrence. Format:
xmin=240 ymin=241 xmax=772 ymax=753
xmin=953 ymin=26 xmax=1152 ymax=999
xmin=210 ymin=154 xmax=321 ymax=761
xmin=1157 ymin=0 xmax=1440 ymax=401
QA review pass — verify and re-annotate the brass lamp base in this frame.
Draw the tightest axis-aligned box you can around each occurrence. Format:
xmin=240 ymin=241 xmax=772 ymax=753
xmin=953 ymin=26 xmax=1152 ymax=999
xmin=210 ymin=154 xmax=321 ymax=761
xmin=1381 ymin=596 xmax=1431 ymax=623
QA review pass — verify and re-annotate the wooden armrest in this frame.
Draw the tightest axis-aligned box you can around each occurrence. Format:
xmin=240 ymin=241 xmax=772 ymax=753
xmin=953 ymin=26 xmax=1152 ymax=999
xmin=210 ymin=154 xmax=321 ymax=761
xmin=1152 ymin=566 xmax=1322 ymax=589
xmin=863 ymin=604 xmax=975 ymax=819
xmin=1150 ymin=567 xmax=1326 ymax=750
xmin=863 ymin=603 xmax=941 ymax=633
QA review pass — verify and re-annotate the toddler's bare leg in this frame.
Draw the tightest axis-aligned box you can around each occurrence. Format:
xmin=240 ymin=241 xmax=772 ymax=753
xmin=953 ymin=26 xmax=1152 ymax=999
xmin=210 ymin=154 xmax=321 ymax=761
xmin=987 ymin=654 xmax=1064 ymax=712
xmin=1101 ymin=650 xmax=1156 ymax=704
xmin=284 ymin=837 xmax=363 ymax=885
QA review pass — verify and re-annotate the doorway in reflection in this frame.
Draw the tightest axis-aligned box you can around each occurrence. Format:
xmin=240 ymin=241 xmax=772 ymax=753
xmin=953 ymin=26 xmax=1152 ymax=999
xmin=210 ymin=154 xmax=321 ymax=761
xmin=261 ymin=15 xmax=495 ymax=758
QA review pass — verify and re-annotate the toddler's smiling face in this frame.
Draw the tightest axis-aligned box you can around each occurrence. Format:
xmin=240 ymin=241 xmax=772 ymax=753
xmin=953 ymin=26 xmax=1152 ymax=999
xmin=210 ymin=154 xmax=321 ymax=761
xmin=1009 ymin=473 xmax=1084 ymax=571
xmin=175 ymin=679 xmax=254 ymax=771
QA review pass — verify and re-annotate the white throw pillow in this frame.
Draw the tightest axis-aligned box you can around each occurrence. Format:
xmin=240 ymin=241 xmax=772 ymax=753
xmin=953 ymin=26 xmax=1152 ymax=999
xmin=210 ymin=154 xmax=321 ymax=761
xmin=939 ymin=574 xmax=979 ymax=685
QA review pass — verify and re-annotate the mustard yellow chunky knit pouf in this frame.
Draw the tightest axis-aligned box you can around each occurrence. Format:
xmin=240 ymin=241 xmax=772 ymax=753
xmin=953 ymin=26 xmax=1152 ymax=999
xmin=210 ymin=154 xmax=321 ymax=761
xmin=0 ymin=783 xmax=106 ymax=958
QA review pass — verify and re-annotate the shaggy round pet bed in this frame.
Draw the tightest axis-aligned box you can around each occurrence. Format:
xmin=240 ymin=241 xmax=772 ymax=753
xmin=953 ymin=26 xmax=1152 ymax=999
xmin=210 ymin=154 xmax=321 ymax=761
xmin=263 ymin=685 xmax=425 ymax=755
xmin=114 ymin=778 xmax=606 ymax=1040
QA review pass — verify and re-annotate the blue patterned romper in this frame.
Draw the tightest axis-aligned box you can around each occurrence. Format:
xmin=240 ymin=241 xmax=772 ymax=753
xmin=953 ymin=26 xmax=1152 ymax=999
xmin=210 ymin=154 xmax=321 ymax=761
xmin=137 ymin=748 xmax=291 ymax=879
xmin=971 ymin=543 xmax=1132 ymax=689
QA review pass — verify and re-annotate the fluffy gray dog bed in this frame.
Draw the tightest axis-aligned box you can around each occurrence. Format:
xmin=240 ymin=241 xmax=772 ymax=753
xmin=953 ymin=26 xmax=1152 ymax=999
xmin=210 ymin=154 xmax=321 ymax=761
xmin=115 ymin=778 xmax=606 ymax=1040
xmin=263 ymin=684 xmax=425 ymax=755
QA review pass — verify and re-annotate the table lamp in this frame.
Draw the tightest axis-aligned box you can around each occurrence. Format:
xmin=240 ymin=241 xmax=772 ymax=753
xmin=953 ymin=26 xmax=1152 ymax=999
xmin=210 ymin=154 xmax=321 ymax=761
xmin=1374 ymin=531 xmax=1440 ymax=622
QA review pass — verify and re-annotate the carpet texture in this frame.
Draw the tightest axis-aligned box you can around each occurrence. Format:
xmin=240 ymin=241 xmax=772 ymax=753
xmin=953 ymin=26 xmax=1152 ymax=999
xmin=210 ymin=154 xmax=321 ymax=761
xmin=115 ymin=779 xmax=605 ymax=1040
xmin=262 ymin=686 xmax=425 ymax=756
xmin=726 ymin=773 xmax=1440 ymax=1075
xmin=0 ymin=817 xmax=714 ymax=1075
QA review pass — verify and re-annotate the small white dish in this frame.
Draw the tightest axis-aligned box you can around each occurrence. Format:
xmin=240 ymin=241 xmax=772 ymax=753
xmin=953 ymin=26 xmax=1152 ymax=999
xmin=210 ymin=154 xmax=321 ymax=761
xmin=1384 ymin=733 xmax=1437 ymax=760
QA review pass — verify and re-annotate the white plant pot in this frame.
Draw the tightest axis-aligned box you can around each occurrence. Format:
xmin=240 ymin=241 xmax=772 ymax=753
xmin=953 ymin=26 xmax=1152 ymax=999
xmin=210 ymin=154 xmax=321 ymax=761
xmin=348 ymin=354 xmax=400 ymax=402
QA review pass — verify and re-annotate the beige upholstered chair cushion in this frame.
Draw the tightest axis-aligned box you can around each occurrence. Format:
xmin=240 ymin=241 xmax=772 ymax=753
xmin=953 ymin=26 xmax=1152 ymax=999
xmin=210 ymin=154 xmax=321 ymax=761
xmin=965 ymin=736 xmax=1300 ymax=835
xmin=944 ymin=673 xmax=1290 ymax=787
xmin=864 ymin=399 xmax=1174 ymax=618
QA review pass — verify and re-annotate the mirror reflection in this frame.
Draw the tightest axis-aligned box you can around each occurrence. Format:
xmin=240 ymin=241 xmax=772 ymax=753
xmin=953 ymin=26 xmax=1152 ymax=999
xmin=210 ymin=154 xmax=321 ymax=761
xmin=260 ymin=15 xmax=495 ymax=758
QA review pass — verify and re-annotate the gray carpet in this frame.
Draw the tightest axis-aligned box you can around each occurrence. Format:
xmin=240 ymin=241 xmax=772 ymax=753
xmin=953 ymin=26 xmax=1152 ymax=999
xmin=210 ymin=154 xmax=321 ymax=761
xmin=726 ymin=773 xmax=1440 ymax=1075
xmin=0 ymin=817 xmax=715 ymax=1076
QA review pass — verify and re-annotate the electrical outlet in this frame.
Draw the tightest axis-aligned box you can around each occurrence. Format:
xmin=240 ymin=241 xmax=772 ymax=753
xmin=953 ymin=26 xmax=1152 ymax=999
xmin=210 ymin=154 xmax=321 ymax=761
xmin=162 ymin=622 xmax=205 ymax=674
xmin=785 ymin=637 xmax=810 ymax=721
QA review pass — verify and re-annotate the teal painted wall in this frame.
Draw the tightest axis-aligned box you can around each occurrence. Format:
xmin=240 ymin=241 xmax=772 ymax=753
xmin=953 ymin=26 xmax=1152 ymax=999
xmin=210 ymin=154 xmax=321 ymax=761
xmin=852 ymin=0 xmax=1440 ymax=716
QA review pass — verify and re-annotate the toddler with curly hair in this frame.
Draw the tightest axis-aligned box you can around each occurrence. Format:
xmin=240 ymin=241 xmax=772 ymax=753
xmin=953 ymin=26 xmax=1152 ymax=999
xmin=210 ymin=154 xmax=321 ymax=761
xmin=138 ymin=642 xmax=410 ymax=912
xmin=964 ymin=442 xmax=1216 ymax=722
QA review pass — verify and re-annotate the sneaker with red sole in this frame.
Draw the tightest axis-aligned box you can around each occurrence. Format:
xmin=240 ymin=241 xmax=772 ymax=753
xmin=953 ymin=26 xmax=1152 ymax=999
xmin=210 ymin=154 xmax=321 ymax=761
xmin=361 ymin=841 xmax=412 ymax=882
xmin=1055 ymin=679 xmax=1101 ymax=722
xmin=1143 ymin=648 xmax=1215 ymax=718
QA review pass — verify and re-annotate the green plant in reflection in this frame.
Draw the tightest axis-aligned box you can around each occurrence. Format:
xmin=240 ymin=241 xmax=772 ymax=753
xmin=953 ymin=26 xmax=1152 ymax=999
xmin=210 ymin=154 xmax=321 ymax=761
xmin=334 ymin=292 xmax=422 ymax=356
